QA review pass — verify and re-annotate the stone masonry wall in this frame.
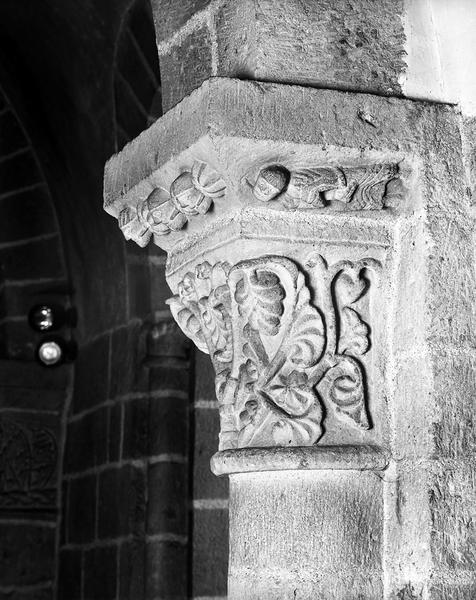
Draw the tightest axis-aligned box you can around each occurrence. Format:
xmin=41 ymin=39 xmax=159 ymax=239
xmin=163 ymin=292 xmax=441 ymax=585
xmin=192 ymin=353 xmax=228 ymax=599
xmin=59 ymin=242 xmax=194 ymax=600
xmin=0 ymin=82 xmax=71 ymax=600
xmin=152 ymin=0 xmax=407 ymax=112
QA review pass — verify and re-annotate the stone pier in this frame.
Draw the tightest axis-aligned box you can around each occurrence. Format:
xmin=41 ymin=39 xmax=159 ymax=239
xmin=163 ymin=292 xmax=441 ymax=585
xmin=104 ymin=2 xmax=476 ymax=598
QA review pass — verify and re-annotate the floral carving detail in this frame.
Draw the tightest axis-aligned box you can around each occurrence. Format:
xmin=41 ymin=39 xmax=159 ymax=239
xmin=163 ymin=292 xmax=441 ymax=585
xmin=119 ymin=161 xmax=226 ymax=246
xmin=167 ymin=261 xmax=232 ymax=363
xmin=168 ymin=254 xmax=380 ymax=450
xmin=250 ymin=163 xmax=398 ymax=210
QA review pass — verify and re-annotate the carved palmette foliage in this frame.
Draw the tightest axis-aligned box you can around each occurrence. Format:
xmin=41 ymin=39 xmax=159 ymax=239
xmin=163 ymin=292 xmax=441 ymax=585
xmin=168 ymin=254 xmax=380 ymax=450
xmin=167 ymin=261 xmax=232 ymax=363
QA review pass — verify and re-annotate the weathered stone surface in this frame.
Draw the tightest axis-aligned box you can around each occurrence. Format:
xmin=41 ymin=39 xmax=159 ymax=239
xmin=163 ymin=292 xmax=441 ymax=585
xmin=193 ymin=507 xmax=228 ymax=597
xmin=212 ymin=444 xmax=388 ymax=476
xmin=216 ymin=0 xmax=406 ymax=95
xmin=461 ymin=115 xmax=476 ymax=204
xmin=0 ymin=587 xmax=53 ymax=600
xmin=145 ymin=540 xmax=188 ymax=599
xmin=149 ymin=394 xmax=189 ymax=457
xmin=147 ymin=461 xmax=188 ymax=536
xmin=159 ymin=26 xmax=213 ymax=111
xmin=119 ymin=539 xmax=146 ymax=600
xmin=430 ymin=461 xmax=476 ymax=572
xmin=72 ymin=333 xmax=109 ymax=413
xmin=121 ymin=397 xmax=150 ymax=460
xmin=194 ymin=395 xmax=229 ymax=499
xmin=98 ymin=465 xmax=146 ymax=538
xmin=151 ymin=0 xmax=212 ymax=42
xmin=229 ymin=470 xmax=383 ymax=599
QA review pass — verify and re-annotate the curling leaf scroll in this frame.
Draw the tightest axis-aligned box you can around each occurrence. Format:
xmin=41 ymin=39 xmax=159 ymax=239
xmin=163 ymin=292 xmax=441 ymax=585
xmin=168 ymin=254 xmax=380 ymax=450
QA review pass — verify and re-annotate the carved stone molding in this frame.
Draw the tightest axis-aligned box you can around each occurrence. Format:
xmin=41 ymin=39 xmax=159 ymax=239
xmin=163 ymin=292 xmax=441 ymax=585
xmin=168 ymin=253 xmax=379 ymax=450
xmin=118 ymin=160 xmax=226 ymax=247
xmin=112 ymin=159 xmax=398 ymax=249
xmin=249 ymin=163 xmax=397 ymax=210
xmin=103 ymin=79 xmax=406 ymax=452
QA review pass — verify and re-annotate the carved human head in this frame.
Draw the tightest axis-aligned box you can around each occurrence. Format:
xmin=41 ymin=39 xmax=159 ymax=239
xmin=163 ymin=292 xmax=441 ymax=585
xmin=170 ymin=171 xmax=209 ymax=215
xmin=252 ymin=165 xmax=289 ymax=202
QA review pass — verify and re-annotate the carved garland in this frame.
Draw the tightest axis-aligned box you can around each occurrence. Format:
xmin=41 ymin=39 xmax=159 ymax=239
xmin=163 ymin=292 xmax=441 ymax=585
xmin=115 ymin=161 xmax=398 ymax=248
xmin=118 ymin=160 xmax=226 ymax=246
xmin=168 ymin=254 xmax=380 ymax=450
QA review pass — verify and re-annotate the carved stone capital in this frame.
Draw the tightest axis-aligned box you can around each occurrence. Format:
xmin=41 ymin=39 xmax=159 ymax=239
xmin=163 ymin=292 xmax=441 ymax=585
xmin=104 ymin=78 xmax=414 ymax=453
xmin=168 ymin=253 xmax=379 ymax=450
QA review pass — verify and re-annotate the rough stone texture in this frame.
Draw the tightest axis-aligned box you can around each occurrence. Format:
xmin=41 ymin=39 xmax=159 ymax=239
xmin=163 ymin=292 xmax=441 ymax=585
xmin=98 ymin=465 xmax=146 ymax=538
xmin=151 ymin=0 xmax=212 ymax=42
xmin=64 ymin=407 xmax=109 ymax=473
xmin=119 ymin=539 xmax=146 ymax=600
xmin=159 ymin=25 xmax=213 ymax=111
xmin=145 ymin=540 xmax=188 ymax=599
xmin=461 ymin=116 xmax=476 ymax=204
xmin=193 ymin=507 xmax=229 ymax=597
xmin=212 ymin=445 xmax=388 ymax=476
xmin=194 ymin=394 xmax=229 ymax=498
xmin=151 ymin=0 xmax=413 ymax=114
xmin=147 ymin=461 xmax=188 ymax=536
xmin=229 ymin=470 xmax=383 ymax=599
xmin=216 ymin=0 xmax=406 ymax=94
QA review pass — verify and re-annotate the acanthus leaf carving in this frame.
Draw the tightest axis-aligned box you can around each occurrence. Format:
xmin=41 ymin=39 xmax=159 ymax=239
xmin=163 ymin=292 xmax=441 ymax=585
xmin=339 ymin=307 xmax=370 ymax=356
xmin=167 ymin=261 xmax=232 ymax=366
xmin=168 ymin=252 xmax=380 ymax=450
xmin=234 ymin=267 xmax=285 ymax=336
xmin=321 ymin=355 xmax=370 ymax=430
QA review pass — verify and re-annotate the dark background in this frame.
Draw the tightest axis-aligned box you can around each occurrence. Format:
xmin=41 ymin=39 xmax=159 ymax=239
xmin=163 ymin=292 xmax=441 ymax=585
xmin=0 ymin=1 xmax=227 ymax=598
